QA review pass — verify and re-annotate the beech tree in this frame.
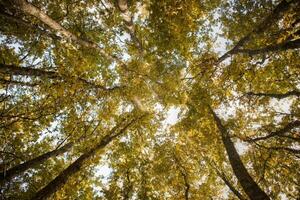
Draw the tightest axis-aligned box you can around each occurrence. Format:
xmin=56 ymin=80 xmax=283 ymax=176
xmin=0 ymin=0 xmax=300 ymax=199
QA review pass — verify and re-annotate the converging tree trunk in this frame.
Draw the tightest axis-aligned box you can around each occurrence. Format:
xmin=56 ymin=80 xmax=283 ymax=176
xmin=0 ymin=142 xmax=73 ymax=184
xmin=209 ymin=107 xmax=270 ymax=200
xmin=204 ymin=156 xmax=246 ymax=200
xmin=217 ymin=0 xmax=299 ymax=63
xmin=31 ymin=116 xmax=143 ymax=200
xmin=8 ymin=0 xmax=114 ymax=61
xmin=215 ymin=168 xmax=246 ymax=200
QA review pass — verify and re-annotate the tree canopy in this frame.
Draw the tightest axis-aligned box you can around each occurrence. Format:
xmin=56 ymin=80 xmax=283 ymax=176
xmin=0 ymin=0 xmax=300 ymax=199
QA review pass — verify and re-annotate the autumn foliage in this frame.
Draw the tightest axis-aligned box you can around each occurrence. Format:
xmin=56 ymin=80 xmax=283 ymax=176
xmin=0 ymin=0 xmax=300 ymax=199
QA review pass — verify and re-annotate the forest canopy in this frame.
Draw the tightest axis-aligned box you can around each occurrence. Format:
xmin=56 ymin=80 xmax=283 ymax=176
xmin=0 ymin=0 xmax=300 ymax=199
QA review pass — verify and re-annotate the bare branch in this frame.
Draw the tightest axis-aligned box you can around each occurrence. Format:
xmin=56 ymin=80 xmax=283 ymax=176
xmin=246 ymin=90 xmax=300 ymax=99
xmin=247 ymin=120 xmax=300 ymax=142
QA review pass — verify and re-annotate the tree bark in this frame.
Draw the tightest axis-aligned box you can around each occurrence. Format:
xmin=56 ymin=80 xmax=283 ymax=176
xmin=31 ymin=116 xmax=142 ymax=200
xmin=9 ymin=0 xmax=116 ymax=61
xmin=204 ymin=157 xmax=246 ymax=200
xmin=0 ymin=142 xmax=73 ymax=184
xmin=209 ymin=107 xmax=270 ymax=200
xmin=217 ymin=0 xmax=298 ymax=64
xmin=216 ymin=170 xmax=246 ymax=200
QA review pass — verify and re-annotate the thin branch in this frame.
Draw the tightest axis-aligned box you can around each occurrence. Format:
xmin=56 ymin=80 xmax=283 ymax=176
xmin=246 ymin=90 xmax=300 ymax=99
xmin=247 ymin=120 xmax=300 ymax=142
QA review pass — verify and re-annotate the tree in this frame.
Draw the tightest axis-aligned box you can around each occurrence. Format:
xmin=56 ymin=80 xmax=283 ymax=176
xmin=0 ymin=0 xmax=299 ymax=199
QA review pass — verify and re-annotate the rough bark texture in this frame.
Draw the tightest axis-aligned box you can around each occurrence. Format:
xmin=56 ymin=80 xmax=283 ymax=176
xmin=31 ymin=117 xmax=140 ymax=200
xmin=209 ymin=108 xmax=270 ymax=200
xmin=0 ymin=142 xmax=73 ymax=184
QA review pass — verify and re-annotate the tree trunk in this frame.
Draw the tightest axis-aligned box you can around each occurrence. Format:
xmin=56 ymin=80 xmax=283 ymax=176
xmin=9 ymin=0 xmax=115 ymax=61
xmin=204 ymin=157 xmax=246 ymax=200
xmin=0 ymin=7 xmax=60 ymax=40
xmin=0 ymin=142 xmax=73 ymax=184
xmin=216 ymin=169 xmax=246 ymax=200
xmin=31 ymin=116 xmax=141 ymax=200
xmin=217 ymin=0 xmax=298 ymax=63
xmin=209 ymin=107 xmax=270 ymax=200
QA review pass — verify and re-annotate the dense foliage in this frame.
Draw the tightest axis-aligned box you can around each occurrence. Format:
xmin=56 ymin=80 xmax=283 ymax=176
xmin=0 ymin=0 xmax=300 ymax=199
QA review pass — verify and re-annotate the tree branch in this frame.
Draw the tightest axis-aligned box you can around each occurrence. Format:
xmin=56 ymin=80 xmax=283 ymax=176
xmin=0 ymin=63 xmax=121 ymax=91
xmin=246 ymin=90 xmax=300 ymax=99
xmin=237 ymin=39 xmax=300 ymax=56
xmin=247 ymin=120 xmax=300 ymax=142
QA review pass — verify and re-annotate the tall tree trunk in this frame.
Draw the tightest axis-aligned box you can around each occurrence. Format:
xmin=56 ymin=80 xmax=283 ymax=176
xmin=217 ymin=0 xmax=298 ymax=63
xmin=0 ymin=7 xmax=59 ymax=40
xmin=209 ymin=107 xmax=270 ymax=200
xmin=0 ymin=142 xmax=73 ymax=184
xmin=204 ymin=157 xmax=246 ymax=200
xmin=9 ymin=0 xmax=115 ymax=61
xmin=215 ymin=168 xmax=246 ymax=200
xmin=31 ymin=116 xmax=142 ymax=200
